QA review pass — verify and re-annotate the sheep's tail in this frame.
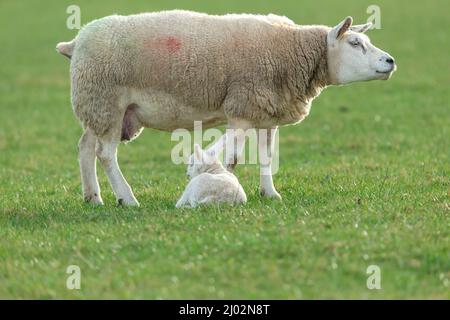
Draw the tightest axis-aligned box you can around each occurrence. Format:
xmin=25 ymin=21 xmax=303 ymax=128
xmin=56 ymin=39 xmax=76 ymax=59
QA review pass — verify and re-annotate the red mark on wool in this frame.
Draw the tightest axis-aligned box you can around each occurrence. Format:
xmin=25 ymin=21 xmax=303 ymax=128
xmin=144 ymin=36 xmax=182 ymax=54
xmin=164 ymin=36 xmax=182 ymax=53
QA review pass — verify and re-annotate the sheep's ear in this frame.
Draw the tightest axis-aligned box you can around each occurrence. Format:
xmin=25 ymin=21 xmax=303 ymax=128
xmin=330 ymin=16 xmax=353 ymax=40
xmin=350 ymin=22 xmax=372 ymax=33
xmin=193 ymin=144 xmax=202 ymax=162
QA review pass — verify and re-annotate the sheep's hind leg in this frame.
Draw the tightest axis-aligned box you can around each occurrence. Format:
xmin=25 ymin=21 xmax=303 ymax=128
xmin=258 ymin=127 xmax=281 ymax=200
xmin=96 ymin=132 xmax=139 ymax=207
xmin=78 ymin=129 xmax=103 ymax=205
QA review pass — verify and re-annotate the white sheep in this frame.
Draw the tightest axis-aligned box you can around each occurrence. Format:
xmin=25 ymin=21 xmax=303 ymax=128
xmin=56 ymin=10 xmax=396 ymax=206
xmin=176 ymin=144 xmax=247 ymax=208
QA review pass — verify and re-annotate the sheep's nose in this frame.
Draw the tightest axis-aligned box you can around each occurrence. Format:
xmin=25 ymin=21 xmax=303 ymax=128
xmin=384 ymin=56 xmax=395 ymax=64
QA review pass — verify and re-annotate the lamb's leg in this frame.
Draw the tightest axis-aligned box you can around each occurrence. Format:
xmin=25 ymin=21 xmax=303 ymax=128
xmin=96 ymin=135 xmax=139 ymax=206
xmin=258 ymin=127 xmax=281 ymax=200
xmin=175 ymin=191 xmax=189 ymax=208
xmin=78 ymin=129 xmax=103 ymax=205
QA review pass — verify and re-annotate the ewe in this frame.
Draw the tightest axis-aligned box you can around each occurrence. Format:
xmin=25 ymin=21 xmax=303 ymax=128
xmin=57 ymin=10 xmax=396 ymax=206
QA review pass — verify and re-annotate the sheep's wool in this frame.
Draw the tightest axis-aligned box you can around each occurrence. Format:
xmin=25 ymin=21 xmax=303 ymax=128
xmin=67 ymin=10 xmax=331 ymax=135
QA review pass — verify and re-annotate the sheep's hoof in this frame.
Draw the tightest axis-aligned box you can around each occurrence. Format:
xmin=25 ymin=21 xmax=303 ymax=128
xmin=117 ymin=198 xmax=140 ymax=207
xmin=84 ymin=194 xmax=104 ymax=205
xmin=260 ymin=189 xmax=282 ymax=201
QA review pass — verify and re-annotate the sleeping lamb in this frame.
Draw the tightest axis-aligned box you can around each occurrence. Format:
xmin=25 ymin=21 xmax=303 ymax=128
xmin=56 ymin=10 xmax=396 ymax=206
xmin=176 ymin=144 xmax=247 ymax=208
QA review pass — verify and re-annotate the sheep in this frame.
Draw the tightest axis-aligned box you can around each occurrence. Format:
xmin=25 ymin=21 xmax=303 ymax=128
xmin=56 ymin=10 xmax=396 ymax=206
xmin=176 ymin=144 xmax=247 ymax=208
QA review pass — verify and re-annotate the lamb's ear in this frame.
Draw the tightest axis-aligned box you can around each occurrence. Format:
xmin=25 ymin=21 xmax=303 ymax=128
xmin=205 ymin=148 xmax=217 ymax=159
xmin=329 ymin=16 xmax=353 ymax=41
xmin=350 ymin=22 xmax=372 ymax=33
xmin=193 ymin=144 xmax=202 ymax=162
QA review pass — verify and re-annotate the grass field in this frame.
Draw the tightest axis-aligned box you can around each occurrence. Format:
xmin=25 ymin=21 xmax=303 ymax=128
xmin=0 ymin=0 xmax=448 ymax=299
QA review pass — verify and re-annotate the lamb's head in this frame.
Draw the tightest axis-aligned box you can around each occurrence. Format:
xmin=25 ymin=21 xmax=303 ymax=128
xmin=187 ymin=144 xmax=221 ymax=179
xmin=327 ymin=17 xmax=396 ymax=85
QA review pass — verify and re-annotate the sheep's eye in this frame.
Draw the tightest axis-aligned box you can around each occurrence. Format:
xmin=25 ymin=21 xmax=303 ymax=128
xmin=350 ymin=40 xmax=360 ymax=47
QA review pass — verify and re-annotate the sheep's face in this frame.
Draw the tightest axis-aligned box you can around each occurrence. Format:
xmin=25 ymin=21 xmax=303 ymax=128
xmin=187 ymin=144 xmax=220 ymax=179
xmin=327 ymin=17 xmax=396 ymax=85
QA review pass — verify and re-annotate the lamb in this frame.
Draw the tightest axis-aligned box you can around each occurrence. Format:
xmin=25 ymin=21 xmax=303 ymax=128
xmin=56 ymin=10 xmax=396 ymax=206
xmin=176 ymin=144 xmax=247 ymax=208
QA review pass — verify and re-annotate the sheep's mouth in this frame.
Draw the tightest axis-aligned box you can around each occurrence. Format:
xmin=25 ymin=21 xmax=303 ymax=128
xmin=376 ymin=66 xmax=396 ymax=80
xmin=376 ymin=70 xmax=392 ymax=74
xmin=376 ymin=65 xmax=396 ymax=74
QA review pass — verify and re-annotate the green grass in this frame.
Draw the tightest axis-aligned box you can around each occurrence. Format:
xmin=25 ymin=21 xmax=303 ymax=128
xmin=0 ymin=0 xmax=448 ymax=299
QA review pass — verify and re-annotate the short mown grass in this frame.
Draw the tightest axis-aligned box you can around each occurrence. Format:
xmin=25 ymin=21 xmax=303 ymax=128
xmin=0 ymin=0 xmax=448 ymax=299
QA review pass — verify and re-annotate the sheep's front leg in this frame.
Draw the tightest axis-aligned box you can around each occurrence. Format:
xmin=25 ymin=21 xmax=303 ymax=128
xmin=223 ymin=126 xmax=249 ymax=172
xmin=96 ymin=137 xmax=139 ymax=206
xmin=78 ymin=129 xmax=103 ymax=205
xmin=258 ymin=127 xmax=281 ymax=200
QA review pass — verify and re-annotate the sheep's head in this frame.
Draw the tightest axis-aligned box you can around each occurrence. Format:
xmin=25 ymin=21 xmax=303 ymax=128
xmin=187 ymin=144 xmax=220 ymax=179
xmin=327 ymin=17 xmax=396 ymax=85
